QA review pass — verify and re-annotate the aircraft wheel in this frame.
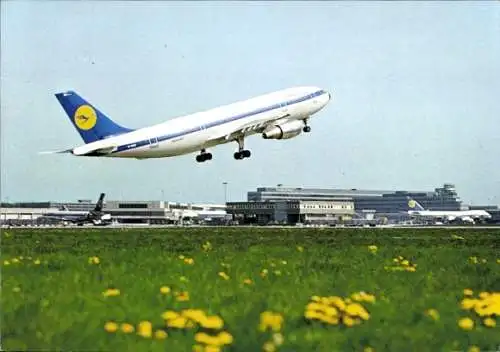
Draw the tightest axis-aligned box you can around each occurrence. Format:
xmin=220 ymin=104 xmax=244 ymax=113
xmin=234 ymin=152 xmax=243 ymax=160
xmin=303 ymin=126 xmax=311 ymax=133
xmin=242 ymin=150 xmax=251 ymax=158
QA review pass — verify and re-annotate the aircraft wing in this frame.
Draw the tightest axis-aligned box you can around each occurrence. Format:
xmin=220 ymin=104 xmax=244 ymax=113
xmin=206 ymin=113 xmax=291 ymax=142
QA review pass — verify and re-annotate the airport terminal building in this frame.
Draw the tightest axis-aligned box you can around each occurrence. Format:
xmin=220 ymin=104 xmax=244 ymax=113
xmin=2 ymin=183 xmax=499 ymax=226
xmin=227 ymin=184 xmax=473 ymax=225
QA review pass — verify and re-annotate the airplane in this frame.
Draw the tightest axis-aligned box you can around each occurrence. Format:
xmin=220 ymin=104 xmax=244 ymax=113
xmin=43 ymin=86 xmax=331 ymax=162
xmin=40 ymin=193 xmax=112 ymax=226
xmin=405 ymin=197 xmax=491 ymax=224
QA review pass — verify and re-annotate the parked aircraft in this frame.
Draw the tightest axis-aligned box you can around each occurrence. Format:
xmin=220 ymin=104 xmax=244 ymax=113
xmin=41 ymin=193 xmax=112 ymax=226
xmin=406 ymin=197 xmax=491 ymax=224
xmin=43 ymin=86 xmax=331 ymax=162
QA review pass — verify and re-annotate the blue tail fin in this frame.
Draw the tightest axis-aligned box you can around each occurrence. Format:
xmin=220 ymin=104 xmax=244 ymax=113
xmin=406 ymin=197 xmax=426 ymax=211
xmin=55 ymin=91 xmax=134 ymax=144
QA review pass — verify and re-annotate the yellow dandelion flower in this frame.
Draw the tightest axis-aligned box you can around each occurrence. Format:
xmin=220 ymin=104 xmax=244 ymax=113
xmin=193 ymin=345 xmax=204 ymax=352
xmin=102 ymin=288 xmax=120 ymax=297
xmin=104 ymin=321 xmax=118 ymax=333
xmin=137 ymin=321 xmax=152 ymax=338
xmin=359 ymin=292 xmax=376 ymax=303
xmin=175 ymin=291 xmax=190 ymax=302
xmin=323 ymin=306 xmax=338 ymax=317
xmin=463 ymin=288 xmax=474 ymax=296
xmin=184 ymin=258 xmax=194 ymax=265
xmin=160 ymin=286 xmax=171 ymax=294
xmin=368 ymin=245 xmax=378 ymax=252
xmin=218 ymin=331 xmax=233 ymax=345
xmin=343 ymin=315 xmax=355 ymax=327
xmin=205 ymin=346 xmax=221 ymax=352
xmin=478 ymin=292 xmax=489 ymax=299
xmin=155 ymin=330 xmax=168 ymax=339
xmin=182 ymin=309 xmax=206 ymax=323
xmin=194 ymin=332 xmax=221 ymax=346
xmin=3 ymin=260 xmax=10 ymax=266
xmin=263 ymin=342 xmax=276 ymax=352
xmin=304 ymin=309 xmax=322 ymax=320
xmin=329 ymin=296 xmax=346 ymax=311
xmin=202 ymin=241 xmax=212 ymax=251
xmin=33 ymin=259 xmax=41 ymax=265
xmin=296 ymin=245 xmax=304 ymax=252
xmin=88 ymin=256 xmax=100 ymax=264
xmin=167 ymin=316 xmax=190 ymax=329
xmin=272 ymin=333 xmax=284 ymax=346
xmin=461 ymin=298 xmax=479 ymax=310
xmin=496 ymin=259 xmax=500 ymax=264
xmin=425 ymin=309 xmax=440 ymax=321
xmin=179 ymin=255 xmax=185 ymax=260
xmin=218 ymin=272 xmax=230 ymax=280
xmin=259 ymin=311 xmax=284 ymax=332
xmin=406 ymin=266 xmax=417 ymax=272
xmin=345 ymin=303 xmax=370 ymax=320
xmin=12 ymin=258 xmax=19 ymax=263
xmin=458 ymin=317 xmax=474 ymax=330
xmin=468 ymin=346 xmax=480 ymax=352
xmin=319 ymin=314 xmax=339 ymax=325
xmin=200 ymin=315 xmax=224 ymax=330
xmin=469 ymin=256 xmax=478 ymax=264
xmin=401 ymin=259 xmax=409 ymax=266
xmin=243 ymin=278 xmax=253 ymax=285
xmin=260 ymin=269 xmax=268 ymax=277
xmin=306 ymin=302 xmax=324 ymax=311
xmin=483 ymin=317 xmax=496 ymax=327
xmin=161 ymin=310 xmax=179 ymax=321
xmin=121 ymin=323 xmax=134 ymax=333
xmin=281 ymin=260 xmax=287 ymax=265
xmin=393 ymin=258 xmax=400 ymax=263
xmin=364 ymin=347 xmax=375 ymax=352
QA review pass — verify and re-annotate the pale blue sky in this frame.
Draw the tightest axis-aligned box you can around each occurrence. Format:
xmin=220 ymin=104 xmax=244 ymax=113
xmin=1 ymin=1 xmax=499 ymax=205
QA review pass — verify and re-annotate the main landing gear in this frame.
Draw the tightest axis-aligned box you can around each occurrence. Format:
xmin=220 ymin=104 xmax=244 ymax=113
xmin=303 ymin=119 xmax=311 ymax=133
xmin=196 ymin=149 xmax=212 ymax=163
xmin=234 ymin=136 xmax=251 ymax=160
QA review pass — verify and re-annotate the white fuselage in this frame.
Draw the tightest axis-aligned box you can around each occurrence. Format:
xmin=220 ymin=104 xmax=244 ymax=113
xmin=408 ymin=210 xmax=491 ymax=221
xmin=71 ymin=86 xmax=331 ymax=158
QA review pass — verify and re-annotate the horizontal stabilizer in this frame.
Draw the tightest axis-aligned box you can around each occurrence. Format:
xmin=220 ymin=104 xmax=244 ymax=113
xmin=38 ymin=148 xmax=74 ymax=155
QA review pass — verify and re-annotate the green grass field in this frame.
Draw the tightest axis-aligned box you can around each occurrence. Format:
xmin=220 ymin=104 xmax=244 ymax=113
xmin=2 ymin=227 xmax=500 ymax=351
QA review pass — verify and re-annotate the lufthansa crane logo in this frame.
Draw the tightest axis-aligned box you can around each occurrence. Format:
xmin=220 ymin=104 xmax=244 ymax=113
xmin=74 ymin=105 xmax=97 ymax=130
xmin=408 ymin=199 xmax=416 ymax=209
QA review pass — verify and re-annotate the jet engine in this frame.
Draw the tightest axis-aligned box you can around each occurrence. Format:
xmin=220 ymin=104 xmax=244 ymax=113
xmin=262 ymin=120 xmax=304 ymax=140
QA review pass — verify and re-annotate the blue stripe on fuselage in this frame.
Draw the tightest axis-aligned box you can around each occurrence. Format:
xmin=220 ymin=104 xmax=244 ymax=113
xmin=113 ymin=89 xmax=326 ymax=154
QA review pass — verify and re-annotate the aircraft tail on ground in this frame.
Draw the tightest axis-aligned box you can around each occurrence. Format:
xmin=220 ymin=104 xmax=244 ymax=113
xmin=94 ymin=193 xmax=106 ymax=212
xmin=406 ymin=196 xmax=426 ymax=211
xmin=55 ymin=91 xmax=134 ymax=144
